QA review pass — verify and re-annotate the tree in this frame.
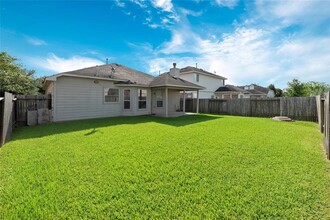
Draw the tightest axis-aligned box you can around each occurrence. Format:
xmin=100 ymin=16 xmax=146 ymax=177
xmin=0 ymin=52 xmax=40 ymax=96
xmin=275 ymin=88 xmax=283 ymax=97
xmin=284 ymin=79 xmax=308 ymax=97
xmin=305 ymin=81 xmax=330 ymax=96
xmin=268 ymin=84 xmax=283 ymax=97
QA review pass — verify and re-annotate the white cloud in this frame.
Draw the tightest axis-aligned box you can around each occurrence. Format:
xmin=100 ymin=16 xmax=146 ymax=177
xmin=114 ymin=0 xmax=125 ymax=8
xmin=151 ymin=0 xmax=174 ymax=12
xmin=130 ymin=0 xmax=148 ymax=8
xmin=145 ymin=24 xmax=330 ymax=88
xmin=26 ymin=36 xmax=47 ymax=46
xmin=255 ymin=0 xmax=330 ymax=27
xmin=180 ymin=8 xmax=203 ymax=17
xmin=112 ymin=0 xmax=330 ymax=88
xmin=276 ymin=37 xmax=330 ymax=81
xmin=214 ymin=0 xmax=239 ymax=9
xmin=151 ymin=27 xmax=276 ymax=85
xmin=30 ymin=53 xmax=104 ymax=73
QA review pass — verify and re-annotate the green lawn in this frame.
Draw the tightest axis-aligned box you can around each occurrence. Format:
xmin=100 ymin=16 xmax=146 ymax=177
xmin=0 ymin=115 xmax=329 ymax=219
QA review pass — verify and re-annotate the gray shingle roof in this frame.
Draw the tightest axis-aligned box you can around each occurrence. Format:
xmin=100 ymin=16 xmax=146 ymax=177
xmin=180 ymin=66 xmax=227 ymax=80
xmin=239 ymin=84 xmax=270 ymax=95
xmin=215 ymin=85 xmax=246 ymax=93
xmin=150 ymin=73 xmax=204 ymax=89
xmin=48 ymin=64 xmax=206 ymax=90
xmin=56 ymin=63 xmax=154 ymax=86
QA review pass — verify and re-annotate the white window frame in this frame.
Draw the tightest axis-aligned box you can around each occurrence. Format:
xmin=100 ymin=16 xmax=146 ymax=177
xmin=104 ymin=88 xmax=119 ymax=103
xmin=138 ymin=89 xmax=147 ymax=109
xmin=156 ymin=90 xmax=163 ymax=108
xmin=195 ymin=73 xmax=199 ymax=82
xmin=123 ymin=89 xmax=131 ymax=110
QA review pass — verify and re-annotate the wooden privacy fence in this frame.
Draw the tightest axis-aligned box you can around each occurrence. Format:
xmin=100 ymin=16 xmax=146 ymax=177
xmin=15 ymin=94 xmax=52 ymax=127
xmin=0 ymin=93 xmax=52 ymax=147
xmin=316 ymin=91 xmax=330 ymax=159
xmin=183 ymin=97 xmax=318 ymax=121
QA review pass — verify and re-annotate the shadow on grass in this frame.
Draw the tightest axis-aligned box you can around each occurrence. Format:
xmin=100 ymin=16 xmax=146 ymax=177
xmin=11 ymin=114 xmax=222 ymax=141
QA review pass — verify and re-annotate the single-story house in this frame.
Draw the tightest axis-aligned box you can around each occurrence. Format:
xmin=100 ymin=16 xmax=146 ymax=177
xmin=44 ymin=63 xmax=204 ymax=122
xmin=215 ymin=84 xmax=275 ymax=99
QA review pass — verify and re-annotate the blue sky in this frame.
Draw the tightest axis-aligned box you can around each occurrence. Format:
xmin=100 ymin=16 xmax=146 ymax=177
xmin=1 ymin=0 xmax=329 ymax=88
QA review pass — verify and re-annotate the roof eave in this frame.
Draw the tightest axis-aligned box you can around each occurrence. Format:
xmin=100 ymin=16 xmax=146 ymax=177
xmin=115 ymin=84 xmax=150 ymax=87
xmin=45 ymin=73 xmax=127 ymax=82
xmin=150 ymin=84 xmax=205 ymax=90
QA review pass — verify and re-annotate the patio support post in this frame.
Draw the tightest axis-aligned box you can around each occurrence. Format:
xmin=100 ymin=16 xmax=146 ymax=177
xmin=196 ymin=90 xmax=199 ymax=113
xmin=183 ymin=90 xmax=186 ymax=114
xmin=165 ymin=87 xmax=168 ymax=117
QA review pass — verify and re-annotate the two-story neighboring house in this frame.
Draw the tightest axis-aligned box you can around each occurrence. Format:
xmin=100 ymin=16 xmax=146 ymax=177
xmin=178 ymin=66 xmax=227 ymax=99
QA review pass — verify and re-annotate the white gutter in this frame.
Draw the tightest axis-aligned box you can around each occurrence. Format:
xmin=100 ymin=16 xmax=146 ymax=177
xmin=45 ymin=73 xmax=127 ymax=82
xmin=150 ymin=84 xmax=205 ymax=90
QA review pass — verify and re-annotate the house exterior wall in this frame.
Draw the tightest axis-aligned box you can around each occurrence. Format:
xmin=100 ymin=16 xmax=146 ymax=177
xmin=53 ymin=76 xmax=151 ymax=122
xmin=151 ymin=89 xmax=165 ymax=115
xmin=45 ymin=82 xmax=53 ymax=95
xmin=215 ymin=92 xmax=249 ymax=99
xmin=168 ymin=89 xmax=181 ymax=112
xmin=180 ymin=73 xmax=224 ymax=99
xmin=151 ymin=88 xmax=181 ymax=116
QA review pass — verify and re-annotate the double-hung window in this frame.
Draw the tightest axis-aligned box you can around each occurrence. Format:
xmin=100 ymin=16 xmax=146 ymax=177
xmin=195 ymin=73 xmax=199 ymax=82
xmin=138 ymin=89 xmax=147 ymax=109
xmin=123 ymin=89 xmax=130 ymax=109
xmin=104 ymin=88 xmax=119 ymax=103
xmin=156 ymin=90 xmax=163 ymax=107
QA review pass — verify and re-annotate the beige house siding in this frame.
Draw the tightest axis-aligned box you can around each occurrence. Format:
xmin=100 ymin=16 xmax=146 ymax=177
xmin=121 ymin=87 xmax=151 ymax=116
xmin=151 ymin=89 xmax=166 ymax=116
xmin=180 ymin=73 xmax=224 ymax=99
xmin=151 ymin=89 xmax=181 ymax=116
xmin=168 ymin=89 xmax=181 ymax=112
xmin=53 ymin=76 xmax=151 ymax=122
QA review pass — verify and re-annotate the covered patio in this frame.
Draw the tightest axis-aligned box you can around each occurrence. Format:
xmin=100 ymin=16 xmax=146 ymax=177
xmin=149 ymin=71 xmax=204 ymax=117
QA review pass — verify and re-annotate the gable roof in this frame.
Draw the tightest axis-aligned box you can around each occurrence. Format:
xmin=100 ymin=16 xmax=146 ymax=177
xmin=252 ymin=84 xmax=270 ymax=94
xmin=47 ymin=63 xmax=154 ymax=86
xmin=215 ymin=85 xmax=247 ymax=93
xmin=150 ymin=73 xmax=204 ymax=90
xmin=180 ymin=66 xmax=227 ymax=80
xmin=239 ymin=84 xmax=270 ymax=95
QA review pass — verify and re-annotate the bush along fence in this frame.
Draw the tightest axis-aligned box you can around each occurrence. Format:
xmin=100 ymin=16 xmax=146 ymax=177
xmin=182 ymin=97 xmax=318 ymax=121
xmin=0 ymin=92 xmax=52 ymax=147
xmin=316 ymin=91 xmax=330 ymax=160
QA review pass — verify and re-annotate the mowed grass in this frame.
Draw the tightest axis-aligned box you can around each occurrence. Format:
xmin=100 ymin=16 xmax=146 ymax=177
xmin=0 ymin=115 xmax=329 ymax=219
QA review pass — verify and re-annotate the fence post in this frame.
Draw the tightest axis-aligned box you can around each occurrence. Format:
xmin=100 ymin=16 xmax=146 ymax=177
xmin=0 ymin=97 xmax=3 ymax=146
xmin=316 ymin=95 xmax=325 ymax=133
xmin=323 ymin=91 xmax=330 ymax=159
xmin=0 ymin=92 xmax=14 ymax=146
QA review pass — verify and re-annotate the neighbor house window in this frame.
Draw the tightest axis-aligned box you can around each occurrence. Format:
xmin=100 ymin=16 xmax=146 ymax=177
xmin=123 ymin=89 xmax=130 ymax=109
xmin=104 ymin=88 xmax=119 ymax=102
xmin=156 ymin=90 xmax=163 ymax=107
xmin=138 ymin=89 xmax=147 ymax=109
xmin=223 ymin=94 xmax=231 ymax=99
xmin=195 ymin=74 xmax=199 ymax=82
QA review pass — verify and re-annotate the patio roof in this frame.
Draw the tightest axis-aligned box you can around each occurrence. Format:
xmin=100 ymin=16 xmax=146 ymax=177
xmin=150 ymin=73 xmax=204 ymax=90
